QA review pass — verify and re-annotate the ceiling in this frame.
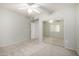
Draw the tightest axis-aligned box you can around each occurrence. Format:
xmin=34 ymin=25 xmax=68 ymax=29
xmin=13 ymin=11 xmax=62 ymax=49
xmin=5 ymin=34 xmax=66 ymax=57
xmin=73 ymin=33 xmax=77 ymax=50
xmin=0 ymin=3 xmax=76 ymax=18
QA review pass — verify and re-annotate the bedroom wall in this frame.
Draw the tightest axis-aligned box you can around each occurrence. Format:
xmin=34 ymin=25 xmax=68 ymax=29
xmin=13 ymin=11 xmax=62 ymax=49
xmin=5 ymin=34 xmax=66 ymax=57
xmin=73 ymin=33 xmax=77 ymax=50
xmin=0 ymin=8 xmax=31 ymax=46
xmin=49 ymin=6 xmax=76 ymax=49
xmin=76 ymin=4 xmax=79 ymax=55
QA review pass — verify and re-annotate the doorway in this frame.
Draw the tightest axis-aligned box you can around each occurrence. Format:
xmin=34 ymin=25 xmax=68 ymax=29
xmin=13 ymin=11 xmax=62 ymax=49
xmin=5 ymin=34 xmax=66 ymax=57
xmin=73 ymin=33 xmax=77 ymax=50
xmin=43 ymin=19 xmax=64 ymax=47
xmin=31 ymin=20 xmax=39 ymax=40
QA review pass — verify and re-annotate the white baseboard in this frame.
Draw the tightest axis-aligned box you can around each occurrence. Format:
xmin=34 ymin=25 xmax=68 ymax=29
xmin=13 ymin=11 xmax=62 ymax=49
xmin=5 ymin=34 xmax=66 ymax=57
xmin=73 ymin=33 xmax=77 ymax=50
xmin=0 ymin=39 xmax=29 ymax=47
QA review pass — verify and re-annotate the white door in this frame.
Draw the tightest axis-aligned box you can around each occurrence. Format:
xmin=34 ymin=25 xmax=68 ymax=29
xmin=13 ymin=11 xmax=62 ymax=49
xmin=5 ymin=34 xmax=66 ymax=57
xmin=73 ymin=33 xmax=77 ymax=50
xmin=31 ymin=21 xmax=39 ymax=40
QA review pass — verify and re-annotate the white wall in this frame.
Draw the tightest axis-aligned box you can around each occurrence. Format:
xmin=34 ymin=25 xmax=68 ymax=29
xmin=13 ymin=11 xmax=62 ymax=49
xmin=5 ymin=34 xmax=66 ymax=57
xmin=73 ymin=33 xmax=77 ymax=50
xmin=76 ymin=4 xmax=79 ymax=55
xmin=49 ymin=7 xmax=76 ymax=49
xmin=31 ymin=22 xmax=36 ymax=39
xmin=35 ymin=21 xmax=39 ymax=39
xmin=0 ymin=8 xmax=31 ymax=46
xmin=39 ymin=4 xmax=76 ymax=49
xmin=50 ymin=7 xmax=76 ymax=49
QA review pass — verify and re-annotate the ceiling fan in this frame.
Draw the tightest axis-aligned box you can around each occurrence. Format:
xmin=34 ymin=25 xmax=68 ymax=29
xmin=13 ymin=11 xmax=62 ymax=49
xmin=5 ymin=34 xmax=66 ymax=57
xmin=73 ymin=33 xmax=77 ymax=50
xmin=18 ymin=3 xmax=40 ymax=15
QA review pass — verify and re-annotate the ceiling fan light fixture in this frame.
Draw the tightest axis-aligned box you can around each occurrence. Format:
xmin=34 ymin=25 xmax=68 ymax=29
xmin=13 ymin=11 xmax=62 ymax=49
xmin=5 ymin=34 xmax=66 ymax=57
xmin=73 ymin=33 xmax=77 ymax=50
xmin=27 ymin=8 xmax=33 ymax=14
xmin=32 ymin=8 xmax=40 ymax=14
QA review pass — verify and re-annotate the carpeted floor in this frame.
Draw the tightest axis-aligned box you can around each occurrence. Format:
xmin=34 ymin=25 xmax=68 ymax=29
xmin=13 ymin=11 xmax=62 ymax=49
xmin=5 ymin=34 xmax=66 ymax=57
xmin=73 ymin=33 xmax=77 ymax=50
xmin=43 ymin=37 xmax=64 ymax=47
xmin=0 ymin=39 xmax=77 ymax=56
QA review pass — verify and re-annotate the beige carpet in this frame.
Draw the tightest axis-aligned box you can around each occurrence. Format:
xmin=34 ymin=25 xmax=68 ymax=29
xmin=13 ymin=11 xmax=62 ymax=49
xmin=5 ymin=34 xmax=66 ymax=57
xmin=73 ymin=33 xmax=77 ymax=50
xmin=43 ymin=37 xmax=64 ymax=47
xmin=0 ymin=40 xmax=77 ymax=56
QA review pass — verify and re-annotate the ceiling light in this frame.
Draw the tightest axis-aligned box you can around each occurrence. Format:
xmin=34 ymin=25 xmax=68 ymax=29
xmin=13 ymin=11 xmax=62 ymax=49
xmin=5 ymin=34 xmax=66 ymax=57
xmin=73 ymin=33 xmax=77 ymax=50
xmin=18 ymin=3 xmax=40 ymax=15
xmin=48 ymin=20 xmax=54 ymax=23
xmin=28 ymin=8 xmax=33 ymax=14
